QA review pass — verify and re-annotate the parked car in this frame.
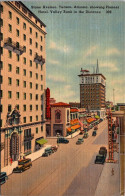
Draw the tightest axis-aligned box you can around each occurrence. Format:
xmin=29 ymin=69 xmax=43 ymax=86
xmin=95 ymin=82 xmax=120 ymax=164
xmin=76 ymin=138 xmax=84 ymax=145
xmin=13 ymin=158 xmax=32 ymax=173
xmin=84 ymin=128 xmax=88 ymax=133
xmin=42 ymin=151 xmax=50 ymax=157
xmin=92 ymin=130 xmax=97 ymax=136
xmin=45 ymin=147 xmax=53 ymax=155
xmin=83 ymin=133 xmax=89 ymax=138
xmin=95 ymin=154 xmax=105 ymax=164
xmin=0 ymin=172 xmax=8 ymax=185
xmin=57 ymin=138 xmax=69 ymax=144
xmin=94 ymin=126 xmax=98 ymax=130
xmin=51 ymin=145 xmax=58 ymax=152
xmin=99 ymin=147 xmax=107 ymax=157
xmin=79 ymin=131 xmax=84 ymax=135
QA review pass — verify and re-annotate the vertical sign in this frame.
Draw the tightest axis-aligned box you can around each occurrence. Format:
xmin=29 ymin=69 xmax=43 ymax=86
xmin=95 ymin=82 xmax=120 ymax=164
xmin=46 ymin=88 xmax=50 ymax=119
xmin=108 ymin=112 xmax=114 ymax=161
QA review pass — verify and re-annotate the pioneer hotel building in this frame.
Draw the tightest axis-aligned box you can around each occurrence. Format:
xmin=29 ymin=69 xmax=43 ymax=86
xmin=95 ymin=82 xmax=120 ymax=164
xmin=0 ymin=1 xmax=46 ymax=168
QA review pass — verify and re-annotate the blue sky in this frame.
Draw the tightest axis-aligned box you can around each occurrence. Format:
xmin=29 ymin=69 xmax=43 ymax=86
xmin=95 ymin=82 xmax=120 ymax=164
xmin=24 ymin=1 xmax=125 ymax=104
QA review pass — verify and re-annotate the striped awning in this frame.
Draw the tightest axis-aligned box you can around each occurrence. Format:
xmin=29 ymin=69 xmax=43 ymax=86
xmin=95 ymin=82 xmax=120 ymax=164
xmin=71 ymin=125 xmax=81 ymax=130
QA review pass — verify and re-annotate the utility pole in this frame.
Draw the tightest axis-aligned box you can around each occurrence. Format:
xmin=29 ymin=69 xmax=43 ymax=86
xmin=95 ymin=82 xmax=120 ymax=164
xmin=113 ymin=89 xmax=115 ymax=110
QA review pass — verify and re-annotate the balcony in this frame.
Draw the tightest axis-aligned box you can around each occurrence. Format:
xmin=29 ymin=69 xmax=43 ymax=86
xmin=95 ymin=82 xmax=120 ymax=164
xmin=24 ymin=133 xmax=34 ymax=141
xmin=0 ymin=142 xmax=5 ymax=151
xmin=34 ymin=53 xmax=45 ymax=65
xmin=4 ymin=38 xmax=25 ymax=55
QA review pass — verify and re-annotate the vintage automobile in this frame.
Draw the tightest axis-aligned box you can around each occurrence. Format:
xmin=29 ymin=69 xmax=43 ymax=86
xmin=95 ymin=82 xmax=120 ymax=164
xmin=76 ymin=138 xmax=84 ymax=145
xmin=95 ymin=154 xmax=105 ymax=164
xmin=57 ymin=138 xmax=69 ymax=144
xmin=0 ymin=172 xmax=8 ymax=185
xmin=79 ymin=131 xmax=84 ymax=135
xmin=99 ymin=147 xmax=107 ymax=157
xmin=13 ymin=158 xmax=32 ymax=173
xmin=92 ymin=130 xmax=97 ymax=136
xmin=94 ymin=126 xmax=98 ymax=130
xmin=83 ymin=133 xmax=89 ymax=138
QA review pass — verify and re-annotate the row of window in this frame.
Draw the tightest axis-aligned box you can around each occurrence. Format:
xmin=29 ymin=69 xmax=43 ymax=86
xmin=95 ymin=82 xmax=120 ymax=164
xmin=6 ymin=62 xmax=43 ymax=72
xmin=0 ymin=90 xmax=43 ymax=100
xmin=1 ymin=8 xmax=43 ymax=40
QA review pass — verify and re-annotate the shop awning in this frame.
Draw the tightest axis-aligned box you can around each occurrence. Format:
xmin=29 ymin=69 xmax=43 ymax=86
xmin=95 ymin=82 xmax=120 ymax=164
xmin=71 ymin=125 xmax=81 ymax=130
xmin=67 ymin=127 xmax=72 ymax=132
xmin=36 ymin=139 xmax=47 ymax=145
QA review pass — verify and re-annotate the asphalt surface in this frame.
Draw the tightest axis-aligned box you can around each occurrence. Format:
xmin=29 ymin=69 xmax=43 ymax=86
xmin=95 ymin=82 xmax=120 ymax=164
xmin=1 ymin=120 xmax=108 ymax=196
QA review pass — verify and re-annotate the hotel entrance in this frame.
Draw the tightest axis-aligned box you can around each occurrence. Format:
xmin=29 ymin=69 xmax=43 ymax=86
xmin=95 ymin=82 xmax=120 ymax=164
xmin=10 ymin=132 xmax=19 ymax=161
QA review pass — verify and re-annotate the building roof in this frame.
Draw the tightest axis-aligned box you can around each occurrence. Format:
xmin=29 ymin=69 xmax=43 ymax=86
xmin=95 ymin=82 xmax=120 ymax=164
xmin=78 ymin=73 xmax=106 ymax=80
xmin=51 ymin=102 xmax=70 ymax=107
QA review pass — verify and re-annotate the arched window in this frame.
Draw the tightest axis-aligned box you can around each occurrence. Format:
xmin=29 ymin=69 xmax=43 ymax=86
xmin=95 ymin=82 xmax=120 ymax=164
xmin=55 ymin=110 xmax=61 ymax=123
xmin=56 ymin=112 xmax=60 ymax=120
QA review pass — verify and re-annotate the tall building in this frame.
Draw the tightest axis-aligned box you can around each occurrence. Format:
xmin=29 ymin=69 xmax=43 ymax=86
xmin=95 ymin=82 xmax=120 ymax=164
xmin=78 ymin=60 xmax=106 ymax=118
xmin=0 ymin=2 xmax=46 ymax=168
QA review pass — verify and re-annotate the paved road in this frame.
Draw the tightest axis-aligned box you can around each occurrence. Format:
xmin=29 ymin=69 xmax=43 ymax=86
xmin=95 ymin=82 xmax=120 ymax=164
xmin=1 ymin=120 xmax=108 ymax=196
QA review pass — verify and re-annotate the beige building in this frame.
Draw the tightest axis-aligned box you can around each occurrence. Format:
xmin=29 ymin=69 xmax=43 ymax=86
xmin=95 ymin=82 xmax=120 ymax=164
xmin=78 ymin=60 xmax=106 ymax=118
xmin=46 ymin=102 xmax=70 ymax=137
xmin=0 ymin=2 xmax=46 ymax=168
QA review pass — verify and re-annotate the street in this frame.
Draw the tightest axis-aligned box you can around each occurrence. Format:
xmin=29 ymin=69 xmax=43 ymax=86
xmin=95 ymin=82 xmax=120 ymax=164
xmin=1 ymin=120 xmax=108 ymax=196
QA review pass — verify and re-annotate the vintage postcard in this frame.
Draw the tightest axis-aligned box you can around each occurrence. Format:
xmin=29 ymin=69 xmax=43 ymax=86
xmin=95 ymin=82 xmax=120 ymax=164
xmin=0 ymin=1 xmax=124 ymax=196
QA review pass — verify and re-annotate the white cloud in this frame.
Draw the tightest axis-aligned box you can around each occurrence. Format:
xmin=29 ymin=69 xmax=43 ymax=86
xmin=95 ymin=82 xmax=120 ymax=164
xmin=48 ymin=74 xmax=66 ymax=82
xmin=106 ymin=48 xmax=120 ymax=56
xmin=48 ymin=40 xmax=71 ymax=53
xmin=84 ymin=45 xmax=98 ymax=57
xmin=100 ymin=62 xmax=118 ymax=71
xmin=48 ymin=59 xmax=60 ymax=65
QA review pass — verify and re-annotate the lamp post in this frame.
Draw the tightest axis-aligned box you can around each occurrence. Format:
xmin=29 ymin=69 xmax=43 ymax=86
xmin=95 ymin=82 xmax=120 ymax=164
xmin=57 ymin=133 xmax=59 ymax=147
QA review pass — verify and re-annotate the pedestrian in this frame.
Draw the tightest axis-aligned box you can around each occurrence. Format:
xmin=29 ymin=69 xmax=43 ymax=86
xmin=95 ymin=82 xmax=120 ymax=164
xmin=111 ymin=168 xmax=114 ymax=176
xmin=10 ymin=157 xmax=13 ymax=165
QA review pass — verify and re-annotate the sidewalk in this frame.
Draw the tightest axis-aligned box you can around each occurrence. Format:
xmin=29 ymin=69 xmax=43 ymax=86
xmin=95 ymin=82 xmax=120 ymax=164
xmin=1 ymin=145 xmax=51 ymax=176
xmin=94 ymin=152 xmax=120 ymax=196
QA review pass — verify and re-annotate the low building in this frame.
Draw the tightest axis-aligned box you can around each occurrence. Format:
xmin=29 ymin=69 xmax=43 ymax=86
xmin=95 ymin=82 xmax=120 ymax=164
xmin=46 ymin=102 xmax=70 ymax=137
xmin=117 ymin=103 xmax=125 ymax=113
xmin=69 ymin=102 xmax=80 ymax=108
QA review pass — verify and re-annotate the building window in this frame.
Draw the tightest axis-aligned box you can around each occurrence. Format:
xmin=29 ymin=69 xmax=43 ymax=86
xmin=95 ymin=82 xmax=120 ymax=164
xmin=41 ymin=75 xmax=43 ymax=81
xmin=23 ymin=46 xmax=26 ymax=52
xmin=16 ymin=17 xmax=19 ymax=24
xmin=36 ymin=105 xmax=38 ymax=111
xmin=0 ymin=75 xmax=3 ymax=84
xmin=29 ymin=49 xmax=32 ymax=56
xmin=36 ymin=127 xmax=38 ymax=134
xmin=23 ymin=22 xmax=26 ymax=30
xmin=36 ymin=73 xmax=38 ymax=79
xmin=36 ymin=84 xmax=38 ymax=90
xmin=41 ymin=85 xmax=43 ymax=90
xmin=8 ymin=64 xmax=12 ymax=72
xmin=35 ymin=32 xmax=38 ymax=38
xmin=16 ymin=79 xmax=19 ymax=86
xmin=0 ymin=61 xmax=3 ymax=69
xmin=36 ymin=115 xmax=38 ymax=121
xmin=30 ymin=82 xmax=32 ymax=89
xmin=8 ymin=11 xmax=12 ymax=19
xmin=8 ymin=91 xmax=12 ymax=99
xmin=23 ymin=81 xmax=26 ymax=88
xmin=16 ymin=67 xmax=20 ymax=74
xmin=30 ymin=105 xmax=32 ymax=111
xmin=30 ymin=60 xmax=32 ymax=67
xmin=23 ymin=117 xmax=26 ymax=123
xmin=35 ymin=42 xmax=38 ymax=48
xmin=30 ymin=93 xmax=32 ymax=100
xmin=30 ymin=71 xmax=32 ymax=78
xmin=36 ymin=63 xmax=38 ymax=69
xmin=23 ymin=57 xmax=26 ymax=64
xmin=8 ymin=24 xmax=12 ymax=32
xmin=0 ymin=5 xmax=3 ymax=13
xmin=67 ymin=110 xmax=69 ymax=122
xmin=35 ymin=20 xmax=37 ymax=24
xmin=23 ymin=105 xmax=26 ymax=111
xmin=0 ymin=90 xmax=3 ymax=98
xmin=36 ymin=94 xmax=38 ymax=100
xmin=23 ymin=93 xmax=26 ymax=100
xmin=16 ymin=92 xmax=19 ymax=99
xmin=0 ymin=47 xmax=3 ymax=55
xmin=8 ymin=105 xmax=11 ymax=112
xmin=23 ymin=34 xmax=26 ymax=41
xmin=8 ymin=51 xmax=12 ymax=58
xmin=16 ymin=29 xmax=19 ymax=37
xmin=29 ymin=38 xmax=32 ymax=45
xmin=29 ymin=27 xmax=32 ymax=34
xmin=41 ymin=126 xmax=43 ymax=132
xmin=40 ymin=46 xmax=42 ymax=51
xmin=16 ymin=54 xmax=20 ymax=61
xmin=41 ymin=65 xmax=43 ymax=71
xmin=8 ymin=77 xmax=12 ymax=85
xmin=30 ymin=116 xmax=32 ymax=122
xmin=41 ymin=36 xmax=43 ymax=42
xmin=23 ymin=69 xmax=26 ymax=76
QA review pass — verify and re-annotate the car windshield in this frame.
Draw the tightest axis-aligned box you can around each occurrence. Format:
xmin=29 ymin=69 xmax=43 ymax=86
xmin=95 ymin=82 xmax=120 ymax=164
xmin=0 ymin=173 xmax=6 ymax=178
xmin=96 ymin=156 xmax=103 ymax=160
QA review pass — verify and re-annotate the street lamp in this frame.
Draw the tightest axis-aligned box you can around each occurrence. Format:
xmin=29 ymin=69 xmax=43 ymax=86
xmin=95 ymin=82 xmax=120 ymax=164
xmin=57 ymin=132 xmax=60 ymax=147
